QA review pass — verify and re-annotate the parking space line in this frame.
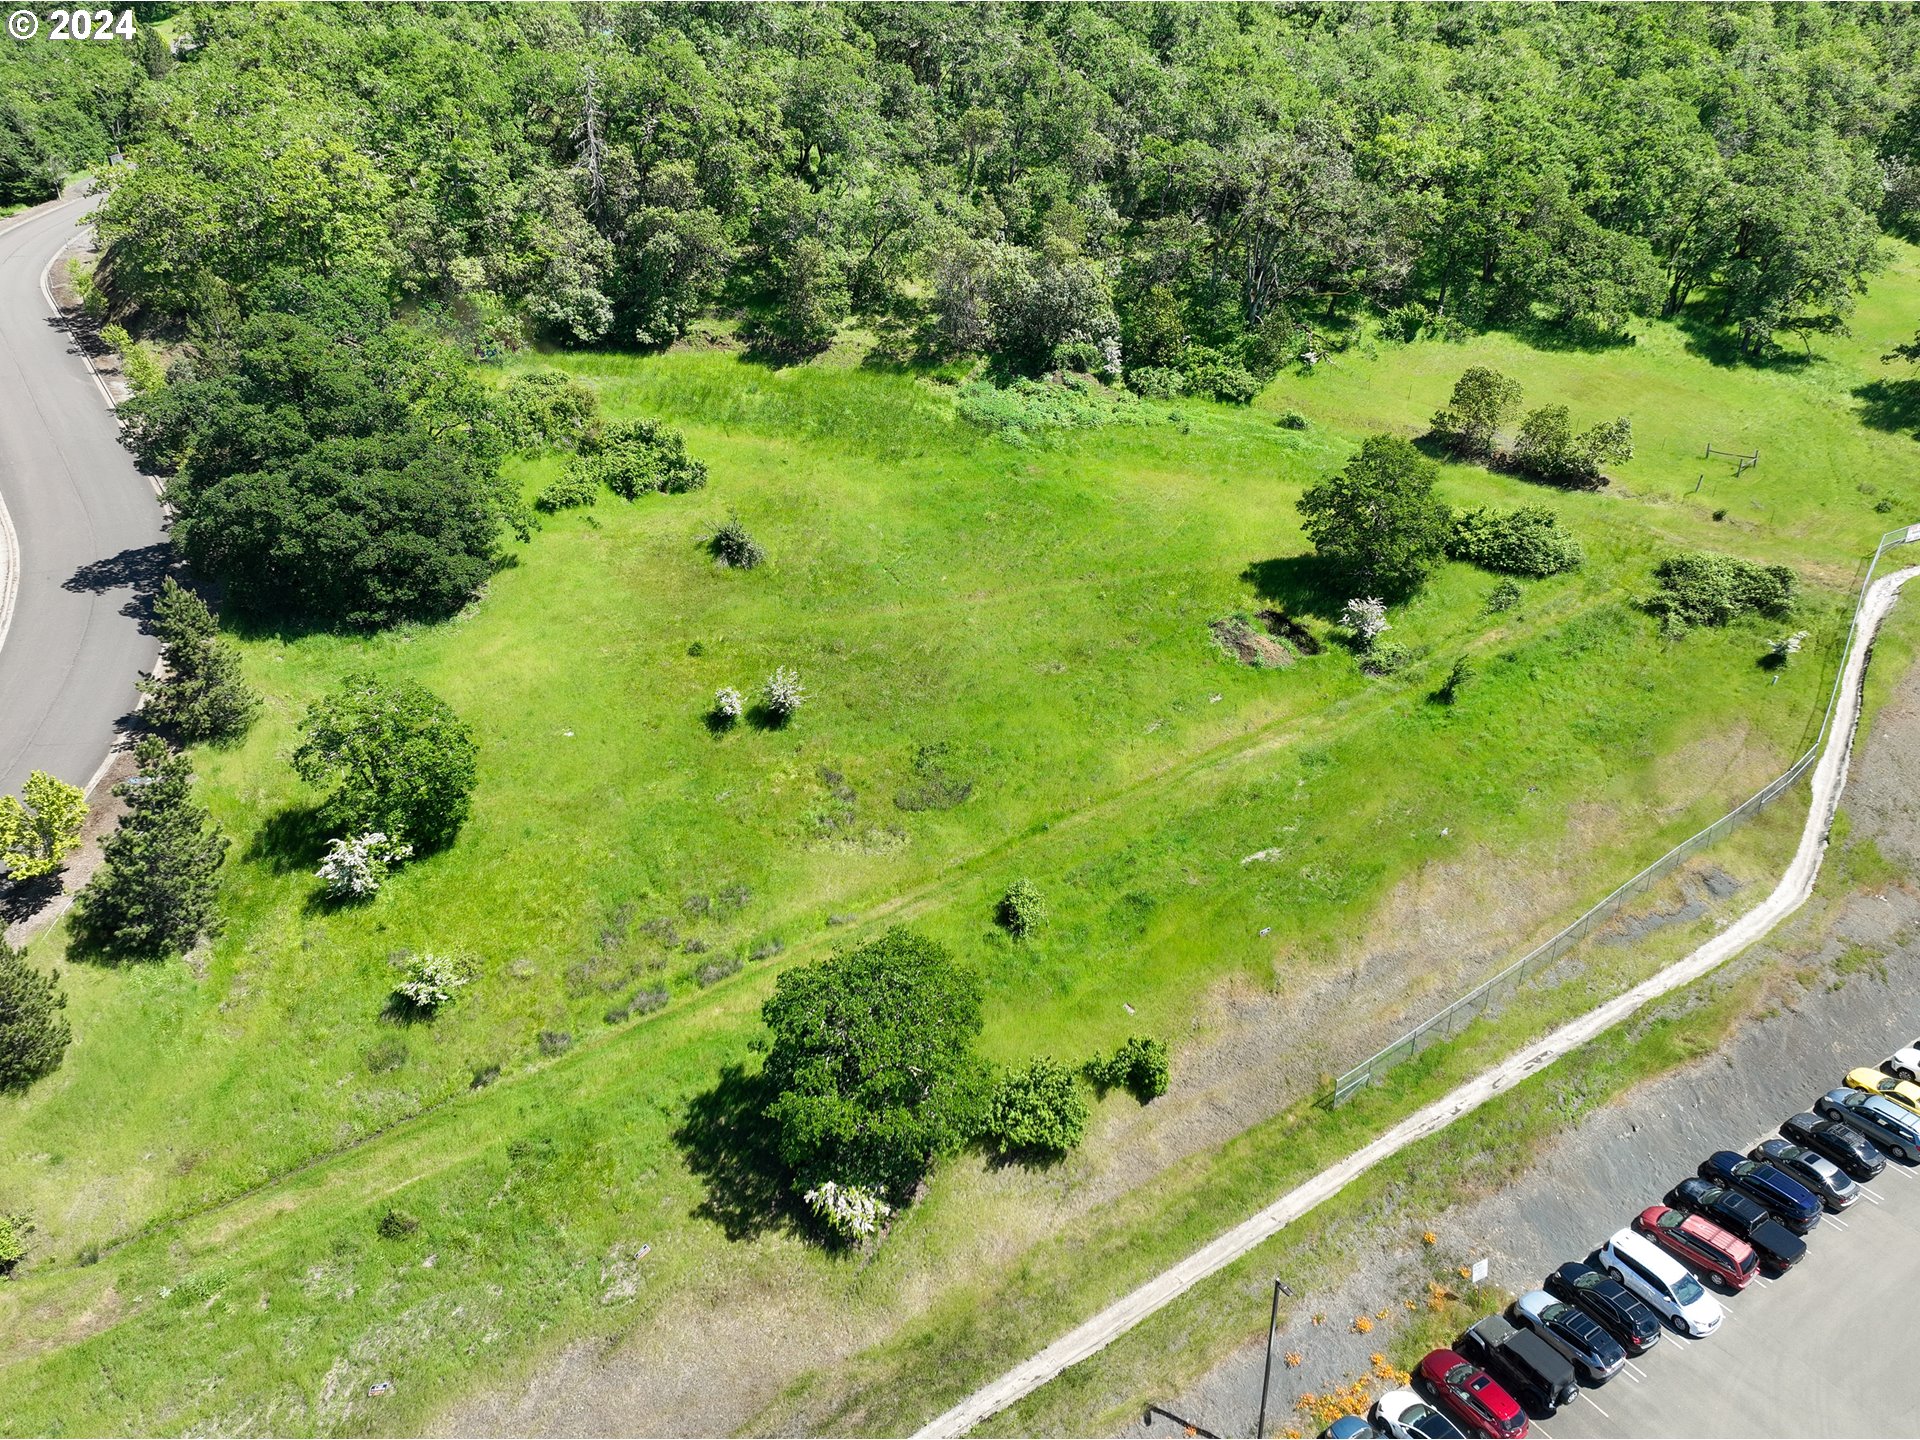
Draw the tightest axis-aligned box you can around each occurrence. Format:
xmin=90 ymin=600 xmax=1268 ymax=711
xmin=1862 ymin=1184 xmax=1885 ymax=1201
xmin=1584 ymin=1395 xmax=1611 ymax=1419
xmin=1622 ymin=1360 xmax=1649 ymax=1381
xmin=1857 ymin=1190 xmax=1881 ymax=1206
xmin=1831 ymin=1215 xmax=1851 ymax=1230
xmin=1755 ymin=1276 xmax=1773 ymax=1287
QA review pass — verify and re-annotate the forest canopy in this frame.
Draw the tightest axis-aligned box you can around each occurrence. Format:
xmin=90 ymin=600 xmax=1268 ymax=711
xmin=76 ymin=1 xmax=1920 ymax=366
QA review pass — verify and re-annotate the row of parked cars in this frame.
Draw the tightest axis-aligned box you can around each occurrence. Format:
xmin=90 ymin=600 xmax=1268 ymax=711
xmin=1320 ymin=1048 xmax=1920 ymax=1438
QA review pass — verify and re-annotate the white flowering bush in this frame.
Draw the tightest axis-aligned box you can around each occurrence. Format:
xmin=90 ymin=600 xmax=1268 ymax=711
xmin=803 ymin=1180 xmax=892 ymax=1242
xmin=1099 ymin=335 xmax=1123 ymax=379
xmin=713 ymin=686 xmax=744 ymax=724
xmin=1340 ymin=596 xmax=1391 ymax=650
xmin=762 ymin=666 xmax=806 ymax=724
xmin=316 ymin=831 xmax=413 ymax=899
xmin=392 ymin=952 xmax=473 ymax=1015
xmin=1766 ymin=629 xmax=1810 ymax=669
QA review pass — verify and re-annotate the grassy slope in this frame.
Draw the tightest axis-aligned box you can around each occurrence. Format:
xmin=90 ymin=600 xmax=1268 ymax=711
xmin=0 ymin=243 xmax=1915 ymax=1433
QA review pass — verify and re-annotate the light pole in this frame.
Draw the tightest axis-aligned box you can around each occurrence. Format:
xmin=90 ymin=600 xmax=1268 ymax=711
xmin=1255 ymin=1277 xmax=1284 ymax=1439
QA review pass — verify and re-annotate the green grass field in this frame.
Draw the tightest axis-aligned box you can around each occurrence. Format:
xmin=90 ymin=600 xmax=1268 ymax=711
xmin=2 ymin=242 xmax=1917 ymax=1434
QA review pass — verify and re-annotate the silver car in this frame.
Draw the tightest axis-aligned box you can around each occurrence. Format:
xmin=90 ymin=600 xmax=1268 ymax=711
xmin=1817 ymin=1086 xmax=1920 ymax=1163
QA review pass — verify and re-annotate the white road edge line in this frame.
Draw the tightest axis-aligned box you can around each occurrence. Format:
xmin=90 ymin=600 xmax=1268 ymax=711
xmin=913 ymin=560 xmax=1920 ymax=1439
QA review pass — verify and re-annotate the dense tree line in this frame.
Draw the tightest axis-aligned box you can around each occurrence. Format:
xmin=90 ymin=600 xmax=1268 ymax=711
xmin=87 ymin=3 xmax=1920 ymax=366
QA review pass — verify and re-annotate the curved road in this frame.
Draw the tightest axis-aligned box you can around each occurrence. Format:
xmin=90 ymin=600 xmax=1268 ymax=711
xmin=0 ymin=191 xmax=164 ymax=798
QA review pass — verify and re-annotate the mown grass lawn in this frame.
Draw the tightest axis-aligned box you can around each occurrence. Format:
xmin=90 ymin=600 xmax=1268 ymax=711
xmin=1 ymin=243 xmax=1916 ymax=1433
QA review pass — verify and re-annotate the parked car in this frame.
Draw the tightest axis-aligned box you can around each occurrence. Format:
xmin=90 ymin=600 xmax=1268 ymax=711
xmin=1634 ymin=1205 xmax=1758 ymax=1290
xmin=1698 ymin=1149 xmax=1822 ymax=1232
xmin=1416 ymin=1349 xmax=1529 ymax=1439
xmin=1816 ymin=1087 xmax=1920 ymax=1164
xmin=1372 ymin=1389 xmax=1467 ymax=1440
xmin=1457 ymin=1315 xmax=1578 ymax=1418
xmin=1670 ymin=1178 xmax=1807 ymax=1272
xmin=1882 ymin=1046 xmax=1920 ymax=1084
xmin=1846 ymin=1066 xmax=1920 ymax=1118
xmin=1781 ymin=1110 xmax=1887 ymax=1180
xmin=1510 ymin=1290 xmax=1626 ymax=1381
xmin=1543 ymin=1261 xmax=1662 ymax=1357
xmin=1598 ymin=1227 xmax=1724 ymax=1337
xmin=1748 ymin=1138 xmax=1859 ymax=1211
xmin=1323 ymin=1418 xmax=1377 ymax=1439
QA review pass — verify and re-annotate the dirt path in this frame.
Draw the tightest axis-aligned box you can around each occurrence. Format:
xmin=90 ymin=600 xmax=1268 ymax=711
xmin=912 ymin=561 xmax=1920 ymax=1439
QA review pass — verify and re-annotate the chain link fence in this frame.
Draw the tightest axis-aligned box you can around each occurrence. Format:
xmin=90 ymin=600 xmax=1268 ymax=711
xmin=1324 ymin=524 xmax=1920 ymax=1108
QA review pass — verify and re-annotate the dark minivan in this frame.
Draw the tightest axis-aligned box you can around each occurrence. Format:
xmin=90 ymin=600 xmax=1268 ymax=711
xmin=1457 ymin=1315 xmax=1579 ymax=1417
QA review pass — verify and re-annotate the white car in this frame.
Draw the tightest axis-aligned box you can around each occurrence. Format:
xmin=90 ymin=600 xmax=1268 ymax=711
xmin=1598 ymin=1228 xmax=1723 ymax=1338
xmin=1883 ymin=1046 xmax=1920 ymax=1084
xmin=1371 ymin=1386 xmax=1466 ymax=1439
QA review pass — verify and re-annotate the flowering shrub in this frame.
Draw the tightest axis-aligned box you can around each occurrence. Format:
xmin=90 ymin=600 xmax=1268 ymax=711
xmin=762 ymin=667 xmax=806 ymax=724
xmin=1340 ymin=596 xmax=1390 ymax=650
xmin=393 ymin=952 xmax=474 ymax=1014
xmin=1765 ymin=629 xmax=1810 ymax=668
xmin=713 ymin=686 xmax=744 ymax=725
xmin=316 ymin=831 xmax=413 ymax=899
xmin=802 ymin=1180 xmax=893 ymax=1243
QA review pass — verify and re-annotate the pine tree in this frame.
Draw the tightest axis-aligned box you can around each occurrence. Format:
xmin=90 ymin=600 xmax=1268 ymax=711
xmin=138 ymin=578 xmax=259 ymax=744
xmin=70 ymin=738 xmax=229 ymax=961
xmin=0 ymin=939 xmax=70 ymax=1090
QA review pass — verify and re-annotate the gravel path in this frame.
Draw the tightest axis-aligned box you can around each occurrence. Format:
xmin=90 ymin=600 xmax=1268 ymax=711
xmin=914 ymin=560 xmax=1920 ymax=1440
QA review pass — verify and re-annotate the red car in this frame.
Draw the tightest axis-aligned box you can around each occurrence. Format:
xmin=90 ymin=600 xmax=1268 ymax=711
xmin=1417 ymin=1348 xmax=1529 ymax=1438
xmin=1634 ymin=1205 xmax=1758 ymax=1291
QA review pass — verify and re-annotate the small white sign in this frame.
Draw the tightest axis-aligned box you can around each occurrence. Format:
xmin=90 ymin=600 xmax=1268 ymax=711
xmin=1469 ymin=1258 xmax=1489 ymax=1284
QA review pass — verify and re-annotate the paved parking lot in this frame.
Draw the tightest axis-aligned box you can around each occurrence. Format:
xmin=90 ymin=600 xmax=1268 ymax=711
xmin=1538 ymin=1135 xmax=1920 ymax=1440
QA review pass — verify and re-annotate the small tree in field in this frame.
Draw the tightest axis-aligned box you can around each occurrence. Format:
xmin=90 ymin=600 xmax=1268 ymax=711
xmin=1430 ymin=367 xmax=1522 ymax=458
xmin=294 ymin=675 xmax=477 ymax=853
xmin=761 ymin=667 xmax=806 ymax=725
xmin=315 ymin=832 xmax=412 ymax=900
xmin=1297 ymin=435 xmax=1453 ymax=599
xmin=70 ymin=739 xmax=228 ymax=961
xmin=996 ymin=879 xmax=1048 ymax=939
xmin=0 ymin=772 xmax=87 ymax=881
xmin=1340 ymin=597 xmax=1391 ymax=650
xmin=139 ymin=578 xmax=259 ymax=744
xmin=761 ymin=927 xmax=991 ymax=1203
xmin=0 ymin=939 xmax=70 ymax=1090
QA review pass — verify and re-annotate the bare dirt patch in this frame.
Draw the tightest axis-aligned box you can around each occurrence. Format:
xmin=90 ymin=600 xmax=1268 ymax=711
xmin=1211 ymin=616 xmax=1295 ymax=669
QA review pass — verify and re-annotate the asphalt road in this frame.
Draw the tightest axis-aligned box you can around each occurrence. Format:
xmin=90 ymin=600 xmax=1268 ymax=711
xmin=0 ymin=191 xmax=163 ymax=797
xmin=1542 ymin=1143 xmax=1920 ymax=1440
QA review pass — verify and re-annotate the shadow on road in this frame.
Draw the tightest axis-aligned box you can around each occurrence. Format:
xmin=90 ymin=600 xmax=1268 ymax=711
xmin=62 ymin=541 xmax=173 ymax=631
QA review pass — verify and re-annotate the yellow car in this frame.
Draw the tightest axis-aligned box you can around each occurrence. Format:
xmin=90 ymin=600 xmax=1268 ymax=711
xmin=1846 ymin=1067 xmax=1920 ymax=1117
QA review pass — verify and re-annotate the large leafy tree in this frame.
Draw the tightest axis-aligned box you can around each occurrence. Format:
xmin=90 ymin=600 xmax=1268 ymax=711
xmin=71 ymin=740 xmax=229 ymax=963
xmin=1297 ymin=435 xmax=1453 ymax=599
xmin=293 ymin=675 xmax=479 ymax=854
xmin=760 ymin=927 xmax=991 ymax=1203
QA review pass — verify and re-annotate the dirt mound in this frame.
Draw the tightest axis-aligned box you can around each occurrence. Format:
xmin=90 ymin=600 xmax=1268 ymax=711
xmin=1210 ymin=615 xmax=1294 ymax=668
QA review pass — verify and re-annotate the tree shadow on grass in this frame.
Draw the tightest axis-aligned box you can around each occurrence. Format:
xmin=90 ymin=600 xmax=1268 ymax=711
xmin=671 ymin=1062 xmax=801 ymax=1243
xmin=1854 ymin=377 xmax=1920 ymax=439
xmin=244 ymin=803 xmax=330 ymax=876
xmin=1239 ymin=552 xmax=1350 ymax=620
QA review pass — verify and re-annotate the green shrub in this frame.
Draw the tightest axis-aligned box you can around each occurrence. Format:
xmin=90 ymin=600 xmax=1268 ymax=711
xmin=1181 ymin=345 xmax=1260 ymax=404
xmin=956 ymin=376 xmax=1137 ymax=442
xmin=1447 ymin=505 xmax=1584 ymax=577
xmin=1382 ymin=301 xmax=1432 ymax=343
xmin=996 ymin=878 xmax=1048 ymax=939
xmin=1086 ymin=1035 xmax=1169 ymax=1102
xmin=1435 ymin=655 xmax=1474 ymax=704
xmin=1645 ymin=552 xmax=1796 ymax=630
xmin=981 ymin=1058 xmax=1089 ymax=1157
xmin=1277 ymin=410 xmax=1310 ymax=431
xmin=375 ymin=1207 xmax=419 ymax=1240
xmin=534 ymin=469 xmax=600 ymax=512
xmin=711 ymin=515 xmax=765 ymax=569
xmin=0 ymin=1213 xmax=25 ymax=1273
xmin=1360 ymin=641 xmax=1413 ymax=676
xmin=579 ymin=418 xmax=707 ymax=498
xmin=1125 ymin=365 xmax=1187 ymax=400
xmin=1485 ymin=578 xmax=1523 ymax=614
xmin=497 ymin=370 xmax=599 ymax=451
xmin=1051 ymin=338 xmax=1103 ymax=373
